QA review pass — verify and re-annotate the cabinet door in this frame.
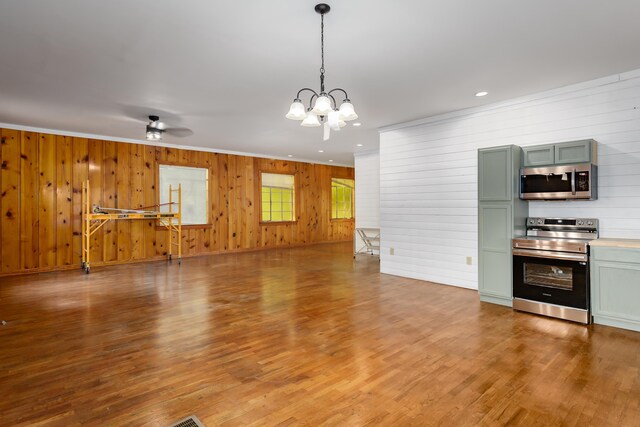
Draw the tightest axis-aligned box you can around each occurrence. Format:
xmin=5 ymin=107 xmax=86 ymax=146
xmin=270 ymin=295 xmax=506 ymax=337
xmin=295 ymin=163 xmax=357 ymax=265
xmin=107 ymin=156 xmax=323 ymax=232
xmin=591 ymin=260 xmax=640 ymax=331
xmin=555 ymin=140 xmax=593 ymax=164
xmin=478 ymin=147 xmax=512 ymax=202
xmin=478 ymin=204 xmax=512 ymax=300
xmin=523 ymin=145 xmax=554 ymax=166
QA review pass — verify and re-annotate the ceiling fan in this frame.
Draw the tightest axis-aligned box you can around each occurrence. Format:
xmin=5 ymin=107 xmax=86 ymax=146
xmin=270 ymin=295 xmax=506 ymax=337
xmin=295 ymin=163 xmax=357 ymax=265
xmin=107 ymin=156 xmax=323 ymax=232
xmin=145 ymin=115 xmax=193 ymax=141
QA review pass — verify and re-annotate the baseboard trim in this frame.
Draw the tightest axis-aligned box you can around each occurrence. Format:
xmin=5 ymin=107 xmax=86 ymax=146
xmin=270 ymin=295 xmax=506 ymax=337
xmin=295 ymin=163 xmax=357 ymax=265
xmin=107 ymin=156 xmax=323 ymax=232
xmin=479 ymin=293 xmax=513 ymax=307
xmin=593 ymin=315 xmax=640 ymax=333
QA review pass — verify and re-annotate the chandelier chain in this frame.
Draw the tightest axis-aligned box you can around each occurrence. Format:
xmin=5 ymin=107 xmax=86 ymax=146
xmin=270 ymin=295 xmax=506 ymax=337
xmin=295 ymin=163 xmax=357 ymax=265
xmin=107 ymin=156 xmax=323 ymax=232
xmin=320 ymin=13 xmax=325 ymax=74
xmin=320 ymin=13 xmax=325 ymax=93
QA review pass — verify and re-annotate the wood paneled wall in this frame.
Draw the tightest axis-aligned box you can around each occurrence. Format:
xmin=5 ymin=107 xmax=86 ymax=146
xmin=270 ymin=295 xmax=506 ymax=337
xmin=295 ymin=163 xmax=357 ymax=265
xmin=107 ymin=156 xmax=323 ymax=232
xmin=0 ymin=128 xmax=354 ymax=276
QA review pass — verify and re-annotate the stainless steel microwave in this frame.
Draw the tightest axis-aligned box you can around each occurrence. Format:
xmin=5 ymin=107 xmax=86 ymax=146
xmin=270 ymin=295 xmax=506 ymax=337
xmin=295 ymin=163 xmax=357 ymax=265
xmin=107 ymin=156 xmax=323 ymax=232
xmin=520 ymin=164 xmax=597 ymax=200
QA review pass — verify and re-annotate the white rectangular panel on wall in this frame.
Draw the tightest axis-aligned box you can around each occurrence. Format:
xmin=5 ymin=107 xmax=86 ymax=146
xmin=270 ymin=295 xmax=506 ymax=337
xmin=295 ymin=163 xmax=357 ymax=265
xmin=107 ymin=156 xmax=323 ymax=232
xmin=379 ymin=69 xmax=640 ymax=290
xmin=159 ymin=165 xmax=209 ymax=225
xmin=354 ymin=151 xmax=380 ymax=253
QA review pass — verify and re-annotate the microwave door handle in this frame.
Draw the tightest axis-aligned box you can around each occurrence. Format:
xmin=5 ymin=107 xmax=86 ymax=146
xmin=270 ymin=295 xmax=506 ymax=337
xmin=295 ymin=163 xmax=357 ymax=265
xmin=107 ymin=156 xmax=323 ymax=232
xmin=571 ymin=169 xmax=576 ymax=195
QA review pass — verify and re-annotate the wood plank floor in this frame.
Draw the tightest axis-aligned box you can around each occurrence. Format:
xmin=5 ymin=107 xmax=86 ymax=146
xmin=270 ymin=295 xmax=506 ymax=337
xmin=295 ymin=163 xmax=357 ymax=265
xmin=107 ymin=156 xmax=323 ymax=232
xmin=1 ymin=242 xmax=639 ymax=426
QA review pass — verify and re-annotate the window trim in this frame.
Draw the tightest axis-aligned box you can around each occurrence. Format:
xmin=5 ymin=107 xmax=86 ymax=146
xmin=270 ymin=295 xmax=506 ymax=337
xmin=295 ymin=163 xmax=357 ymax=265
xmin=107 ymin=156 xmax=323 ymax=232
xmin=330 ymin=177 xmax=355 ymax=221
xmin=156 ymin=162 xmax=212 ymax=228
xmin=259 ymin=170 xmax=298 ymax=225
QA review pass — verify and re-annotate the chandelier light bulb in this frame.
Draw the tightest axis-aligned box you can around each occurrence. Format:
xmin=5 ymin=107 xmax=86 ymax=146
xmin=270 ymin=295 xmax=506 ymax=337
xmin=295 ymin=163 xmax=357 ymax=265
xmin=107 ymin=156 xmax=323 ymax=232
xmin=338 ymin=101 xmax=358 ymax=121
xmin=301 ymin=111 xmax=321 ymax=127
xmin=312 ymin=95 xmax=333 ymax=116
xmin=286 ymin=99 xmax=306 ymax=120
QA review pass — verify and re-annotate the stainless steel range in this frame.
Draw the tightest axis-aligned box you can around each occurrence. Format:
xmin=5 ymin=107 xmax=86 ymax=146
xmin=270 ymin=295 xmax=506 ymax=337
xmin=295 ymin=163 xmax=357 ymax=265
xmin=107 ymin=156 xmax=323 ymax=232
xmin=512 ymin=217 xmax=599 ymax=324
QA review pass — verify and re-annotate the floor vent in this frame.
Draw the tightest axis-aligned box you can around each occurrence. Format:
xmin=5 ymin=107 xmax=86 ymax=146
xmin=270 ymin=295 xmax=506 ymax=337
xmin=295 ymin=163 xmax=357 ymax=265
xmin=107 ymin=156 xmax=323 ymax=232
xmin=168 ymin=415 xmax=205 ymax=427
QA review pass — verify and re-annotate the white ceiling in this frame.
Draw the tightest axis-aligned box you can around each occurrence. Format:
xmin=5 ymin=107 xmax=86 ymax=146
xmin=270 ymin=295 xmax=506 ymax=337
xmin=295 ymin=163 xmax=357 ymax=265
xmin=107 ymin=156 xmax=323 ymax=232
xmin=1 ymin=1 xmax=640 ymax=166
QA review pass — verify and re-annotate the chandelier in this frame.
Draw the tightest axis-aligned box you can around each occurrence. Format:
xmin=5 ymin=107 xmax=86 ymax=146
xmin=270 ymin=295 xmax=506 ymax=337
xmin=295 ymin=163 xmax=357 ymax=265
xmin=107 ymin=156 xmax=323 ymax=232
xmin=285 ymin=3 xmax=358 ymax=140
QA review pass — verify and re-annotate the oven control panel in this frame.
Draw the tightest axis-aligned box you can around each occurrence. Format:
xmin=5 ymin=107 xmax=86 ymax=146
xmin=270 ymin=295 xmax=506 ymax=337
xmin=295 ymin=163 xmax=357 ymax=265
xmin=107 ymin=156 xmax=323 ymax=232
xmin=527 ymin=217 xmax=598 ymax=229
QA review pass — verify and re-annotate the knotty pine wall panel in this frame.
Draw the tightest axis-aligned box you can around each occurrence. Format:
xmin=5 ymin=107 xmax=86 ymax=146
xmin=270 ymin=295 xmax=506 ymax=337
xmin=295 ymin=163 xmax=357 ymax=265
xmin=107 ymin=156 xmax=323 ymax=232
xmin=71 ymin=137 xmax=89 ymax=264
xmin=1 ymin=129 xmax=20 ymax=273
xmin=56 ymin=135 xmax=73 ymax=267
xmin=20 ymin=131 xmax=39 ymax=270
xmin=38 ymin=134 xmax=57 ymax=269
xmin=0 ymin=128 xmax=354 ymax=276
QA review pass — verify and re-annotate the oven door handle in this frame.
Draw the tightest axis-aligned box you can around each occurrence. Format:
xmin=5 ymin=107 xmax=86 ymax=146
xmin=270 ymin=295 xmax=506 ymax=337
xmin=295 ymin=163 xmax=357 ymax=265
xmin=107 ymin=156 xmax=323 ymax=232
xmin=512 ymin=248 xmax=588 ymax=262
xmin=571 ymin=169 xmax=576 ymax=195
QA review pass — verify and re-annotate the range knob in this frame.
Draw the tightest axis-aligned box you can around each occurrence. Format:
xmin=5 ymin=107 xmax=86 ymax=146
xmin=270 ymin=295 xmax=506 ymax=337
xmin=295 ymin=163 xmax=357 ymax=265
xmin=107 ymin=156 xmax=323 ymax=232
xmin=529 ymin=219 xmax=535 ymax=225
xmin=577 ymin=220 xmax=584 ymax=226
xmin=538 ymin=219 xmax=544 ymax=225
xmin=587 ymin=221 xmax=594 ymax=226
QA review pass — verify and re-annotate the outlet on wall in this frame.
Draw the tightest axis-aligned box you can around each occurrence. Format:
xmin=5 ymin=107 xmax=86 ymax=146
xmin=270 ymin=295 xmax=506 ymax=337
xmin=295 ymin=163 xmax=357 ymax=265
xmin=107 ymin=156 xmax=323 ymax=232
xmin=390 ymin=247 xmax=395 ymax=256
xmin=466 ymin=256 xmax=473 ymax=265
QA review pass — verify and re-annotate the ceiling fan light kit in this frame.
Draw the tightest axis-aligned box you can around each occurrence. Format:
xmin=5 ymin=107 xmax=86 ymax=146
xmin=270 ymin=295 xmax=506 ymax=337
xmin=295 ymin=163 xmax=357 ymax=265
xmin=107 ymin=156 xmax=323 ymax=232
xmin=146 ymin=115 xmax=164 ymax=141
xmin=285 ymin=3 xmax=358 ymax=141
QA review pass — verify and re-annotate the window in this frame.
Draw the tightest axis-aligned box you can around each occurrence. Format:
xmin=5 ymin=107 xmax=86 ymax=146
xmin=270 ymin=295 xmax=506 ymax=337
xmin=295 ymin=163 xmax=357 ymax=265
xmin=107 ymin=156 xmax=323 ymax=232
xmin=332 ymin=178 xmax=354 ymax=219
xmin=261 ymin=173 xmax=295 ymax=222
xmin=159 ymin=165 xmax=208 ymax=225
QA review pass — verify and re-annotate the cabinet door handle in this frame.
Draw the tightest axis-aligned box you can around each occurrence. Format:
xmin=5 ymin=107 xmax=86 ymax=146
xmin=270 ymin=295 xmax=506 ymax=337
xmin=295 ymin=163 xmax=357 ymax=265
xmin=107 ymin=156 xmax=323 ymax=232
xmin=571 ymin=169 xmax=576 ymax=195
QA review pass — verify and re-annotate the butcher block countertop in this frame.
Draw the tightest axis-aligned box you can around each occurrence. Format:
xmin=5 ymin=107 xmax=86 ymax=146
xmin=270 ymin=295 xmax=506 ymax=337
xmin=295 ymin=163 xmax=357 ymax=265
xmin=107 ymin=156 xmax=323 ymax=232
xmin=589 ymin=238 xmax=640 ymax=249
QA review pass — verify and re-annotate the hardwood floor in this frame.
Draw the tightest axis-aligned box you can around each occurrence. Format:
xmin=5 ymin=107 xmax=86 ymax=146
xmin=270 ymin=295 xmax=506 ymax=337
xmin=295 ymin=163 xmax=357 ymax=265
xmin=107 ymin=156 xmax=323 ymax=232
xmin=0 ymin=242 xmax=639 ymax=426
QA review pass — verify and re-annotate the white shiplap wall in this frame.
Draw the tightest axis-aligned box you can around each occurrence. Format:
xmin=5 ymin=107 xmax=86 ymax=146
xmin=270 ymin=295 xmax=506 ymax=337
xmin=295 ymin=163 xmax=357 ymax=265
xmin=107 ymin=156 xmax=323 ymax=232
xmin=354 ymin=150 xmax=380 ymax=253
xmin=379 ymin=69 xmax=640 ymax=290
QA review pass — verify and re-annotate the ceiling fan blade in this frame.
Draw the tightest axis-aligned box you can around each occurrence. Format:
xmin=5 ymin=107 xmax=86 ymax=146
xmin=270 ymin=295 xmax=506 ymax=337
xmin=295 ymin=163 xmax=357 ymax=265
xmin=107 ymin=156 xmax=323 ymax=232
xmin=165 ymin=127 xmax=194 ymax=138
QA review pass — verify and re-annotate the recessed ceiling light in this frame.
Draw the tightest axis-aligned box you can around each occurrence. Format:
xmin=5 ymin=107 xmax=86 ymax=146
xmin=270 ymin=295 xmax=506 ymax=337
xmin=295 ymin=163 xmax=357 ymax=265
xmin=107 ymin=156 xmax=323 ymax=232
xmin=352 ymin=122 xmax=362 ymax=127
xmin=287 ymin=154 xmax=293 ymax=157
xmin=329 ymin=160 xmax=333 ymax=162
xmin=318 ymin=150 xmax=324 ymax=153
xmin=475 ymin=91 xmax=488 ymax=97
xmin=356 ymin=144 xmax=363 ymax=147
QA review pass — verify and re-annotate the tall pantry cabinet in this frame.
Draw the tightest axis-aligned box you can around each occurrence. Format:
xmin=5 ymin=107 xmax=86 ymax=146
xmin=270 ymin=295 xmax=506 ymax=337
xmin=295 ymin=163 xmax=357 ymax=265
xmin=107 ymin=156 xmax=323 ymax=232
xmin=478 ymin=145 xmax=528 ymax=306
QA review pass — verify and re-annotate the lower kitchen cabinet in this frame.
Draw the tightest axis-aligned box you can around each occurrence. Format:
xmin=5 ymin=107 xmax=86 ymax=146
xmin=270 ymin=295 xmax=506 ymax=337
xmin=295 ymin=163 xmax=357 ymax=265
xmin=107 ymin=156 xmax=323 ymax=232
xmin=479 ymin=204 xmax=513 ymax=306
xmin=590 ymin=245 xmax=640 ymax=332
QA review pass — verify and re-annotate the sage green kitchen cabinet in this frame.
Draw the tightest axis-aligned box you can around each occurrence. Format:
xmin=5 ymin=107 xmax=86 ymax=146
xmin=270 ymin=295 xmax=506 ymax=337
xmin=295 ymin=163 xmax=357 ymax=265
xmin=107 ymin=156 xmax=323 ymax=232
xmin=590 ymin=244 xmax=640 ymax=332
xmin=478 ymin=145 xmax=528 ymax=307
xmin=522 ymin=139 xmax=597 ymax=167
xmin=478 ymin=146 xmax=512 ymax=201
xmin=522 ymin=145 xmax=555 ymax=167
xmin=555 ymin=139 xmax=597 ymax=165
xmin=478 ymin=204 xmax=512 ymax=305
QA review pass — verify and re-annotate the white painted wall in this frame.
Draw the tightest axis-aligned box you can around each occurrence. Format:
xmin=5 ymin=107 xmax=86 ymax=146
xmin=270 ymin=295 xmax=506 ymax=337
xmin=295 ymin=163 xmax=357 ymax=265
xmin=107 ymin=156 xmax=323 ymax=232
xmin=354 ymin=150 xmax=380 ymax=254
xmin=379 ymin=69 xmax=640 ymax=290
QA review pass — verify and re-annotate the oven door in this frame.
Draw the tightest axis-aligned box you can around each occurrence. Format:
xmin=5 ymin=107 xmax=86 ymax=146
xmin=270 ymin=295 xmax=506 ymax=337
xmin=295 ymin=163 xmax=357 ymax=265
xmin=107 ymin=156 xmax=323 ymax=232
xmin=512 ymin=249 xmax=589 ymax=309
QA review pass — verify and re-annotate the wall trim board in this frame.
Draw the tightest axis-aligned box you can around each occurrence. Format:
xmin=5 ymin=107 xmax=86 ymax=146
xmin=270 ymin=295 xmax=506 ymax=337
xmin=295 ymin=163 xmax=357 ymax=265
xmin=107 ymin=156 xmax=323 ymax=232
xmin=380 ymin=269 xmax=478 ymax=291
xmin=0 ymin=122 xmax=350 ymax=167
xmin=0 ymin=127 xmax=354 ymax=276
xmin=378 ymin=68 xmax=640 ymax=134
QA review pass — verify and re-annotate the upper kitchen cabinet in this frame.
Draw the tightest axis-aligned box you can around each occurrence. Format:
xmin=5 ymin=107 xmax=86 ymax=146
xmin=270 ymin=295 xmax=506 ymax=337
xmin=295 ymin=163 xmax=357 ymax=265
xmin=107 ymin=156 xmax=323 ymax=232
xmin=479 ymin=146 xmax=515 ymax=202
xmin=555 ymin=140 xmax=597 ymax=165
xmin=522 ymin=139 xmax=597 ymax=167
xmin=522 ymin=145 xmax=555 ymax=167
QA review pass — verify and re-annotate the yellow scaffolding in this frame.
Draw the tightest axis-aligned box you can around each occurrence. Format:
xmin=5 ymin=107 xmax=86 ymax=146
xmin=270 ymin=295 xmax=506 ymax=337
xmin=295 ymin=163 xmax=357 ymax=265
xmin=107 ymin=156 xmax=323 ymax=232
xmin=81 ymin=180 xmax=182 ymax=273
